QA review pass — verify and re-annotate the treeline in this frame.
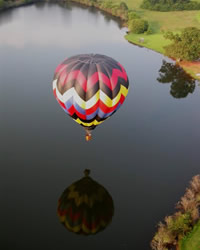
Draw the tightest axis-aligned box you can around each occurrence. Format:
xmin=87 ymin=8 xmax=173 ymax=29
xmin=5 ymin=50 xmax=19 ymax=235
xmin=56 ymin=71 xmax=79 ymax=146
xmin=0 ymin=0 xmax=39 ymax=9
xmin=69 ymin=0 xmax=151 ymax=34
xmin=0 ymin=0 xmax=151 ymax=34
xmin=151 ymin=175 xmax=200 ymax=250
xmin=141 ymin=0 xmax=200 ymax=11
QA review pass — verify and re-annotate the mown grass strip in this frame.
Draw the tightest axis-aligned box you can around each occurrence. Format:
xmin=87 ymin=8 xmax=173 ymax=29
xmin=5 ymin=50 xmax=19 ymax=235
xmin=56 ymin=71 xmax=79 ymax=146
xmin=125 ymin=32 xmax=171 ymax=54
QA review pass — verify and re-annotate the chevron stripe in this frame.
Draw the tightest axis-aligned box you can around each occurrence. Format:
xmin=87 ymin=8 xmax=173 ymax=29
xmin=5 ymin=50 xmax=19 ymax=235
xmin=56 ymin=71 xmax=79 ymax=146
xmin=75 ymin=118 xmax=104 ymax=127
xmin=54 ymin=63 xmax=129 ymax=101
xmin=56 ymin=67 xmax=128 ymax=91
xmin=56 ymin=74 xmax=127 ymax=101
xmin=53 ymin=79 xmax=128 ymax=110
xmin=53 ymin=81 xmax=128 ymax=126
xmin=58 ymin=205 xmax=112 ymax=233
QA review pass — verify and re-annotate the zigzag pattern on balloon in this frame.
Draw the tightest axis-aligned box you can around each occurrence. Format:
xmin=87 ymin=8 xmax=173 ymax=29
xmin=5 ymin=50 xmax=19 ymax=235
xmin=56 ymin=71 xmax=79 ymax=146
xmin=53 ymin=54 xmax=129 ymax=129
xmin=54 ymin=65 xmax=128 ymax=101
xmin=53 ymin=80 xmax=128 ymax=124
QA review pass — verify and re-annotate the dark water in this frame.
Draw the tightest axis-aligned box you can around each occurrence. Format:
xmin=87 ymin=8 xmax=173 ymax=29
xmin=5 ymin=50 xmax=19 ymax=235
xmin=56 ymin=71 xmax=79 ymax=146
xmin=1 ymin=3 xmax=200 ymax=250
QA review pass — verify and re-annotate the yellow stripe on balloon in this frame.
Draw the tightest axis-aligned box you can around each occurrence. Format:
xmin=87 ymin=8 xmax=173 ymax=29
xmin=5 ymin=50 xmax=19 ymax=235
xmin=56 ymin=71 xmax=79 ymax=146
xmin=64 ymin=220 xmax=82 ymax=233
xmin=58 ymin=215 xmax=66 ymax=223
xmin=68 ymin=186 xmax=94 ymax=207
xmin=121 ymin=85 xmax=129 ymax=97
xmin=55 ymin=80 xmax=128 ymax=110
xmin=75 ymin=118 xmax=104 ymax=127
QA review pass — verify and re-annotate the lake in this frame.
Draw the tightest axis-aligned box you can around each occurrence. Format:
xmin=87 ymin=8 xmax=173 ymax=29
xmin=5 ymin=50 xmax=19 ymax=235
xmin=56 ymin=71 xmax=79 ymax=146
xmin=0 ymin=2 xmax=200 ymax=250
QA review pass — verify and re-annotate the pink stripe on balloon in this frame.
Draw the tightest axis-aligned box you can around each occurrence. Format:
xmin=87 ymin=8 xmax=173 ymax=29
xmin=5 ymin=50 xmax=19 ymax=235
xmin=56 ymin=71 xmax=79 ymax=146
xmin=66 ymin=70 xmax=87 ymax=91
xmin=59 ymin=69 xmax=68 ymax=87
xmin=55 ymin=63 xmax=67 ymax=74
xmin=86 ymin=72 xmax=99 ymax=90
xmin=117 ymin=63 xmax=128 ymax=81
xmin=97 ymin=72 xmax=112 ymax=90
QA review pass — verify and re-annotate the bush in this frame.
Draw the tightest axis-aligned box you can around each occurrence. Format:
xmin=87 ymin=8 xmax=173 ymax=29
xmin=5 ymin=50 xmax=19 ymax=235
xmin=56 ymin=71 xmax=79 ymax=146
xmin=128 ymin=19 xmax=149 ymax=34
xmin=145 ymin=26 xmax=153 ymax=34
xmin=128 ymin=10 xmax=140 ymax=21
xmin=119 ymin=1 xmax=128 ymax=11
xmin=100 ymin=0 xmax=114 ymax=9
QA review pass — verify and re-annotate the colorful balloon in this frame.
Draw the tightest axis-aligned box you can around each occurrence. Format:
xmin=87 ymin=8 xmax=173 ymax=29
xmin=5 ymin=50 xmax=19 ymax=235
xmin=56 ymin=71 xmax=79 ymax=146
xmin=57 ymin=170 xmax=114 ymax=235
xmin=52 ymin=54 xmax=129 ymax=140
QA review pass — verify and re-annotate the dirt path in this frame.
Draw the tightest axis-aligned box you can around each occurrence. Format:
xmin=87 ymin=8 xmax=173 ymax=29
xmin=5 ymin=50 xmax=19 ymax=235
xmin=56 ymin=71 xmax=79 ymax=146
xmin=179 ymin=61 xmax=200 ymax=80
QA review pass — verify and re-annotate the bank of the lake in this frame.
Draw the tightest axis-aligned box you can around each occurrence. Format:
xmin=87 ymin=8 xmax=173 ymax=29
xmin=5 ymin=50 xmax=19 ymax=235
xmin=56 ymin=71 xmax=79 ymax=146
xmin=151 ymin=175 xmax=200 ymax=250
xmin=1 ymin=0 xmax=200 ymax=81
xmin=0 ymin=0 xmax=38 ymax=11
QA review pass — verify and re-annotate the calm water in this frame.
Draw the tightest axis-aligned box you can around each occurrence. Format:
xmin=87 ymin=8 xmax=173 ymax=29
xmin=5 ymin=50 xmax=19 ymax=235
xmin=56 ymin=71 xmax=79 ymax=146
xmin=1 ymin=3 xmax=200 ymax=250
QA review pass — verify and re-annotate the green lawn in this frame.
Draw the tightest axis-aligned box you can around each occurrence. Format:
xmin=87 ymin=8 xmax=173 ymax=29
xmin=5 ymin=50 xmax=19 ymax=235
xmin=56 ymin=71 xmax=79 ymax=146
xmin=112 ymin=0 xmax=200 ymax=31
xmin=113 ymin=0 xmax=200 ymax=79
xmin=180 ymin=221 xmax=200 ymax=250
xmin=197 ymin=12 xmax=200 ymax=22
xmin=125 ymin=32 xmax=171 ymax=53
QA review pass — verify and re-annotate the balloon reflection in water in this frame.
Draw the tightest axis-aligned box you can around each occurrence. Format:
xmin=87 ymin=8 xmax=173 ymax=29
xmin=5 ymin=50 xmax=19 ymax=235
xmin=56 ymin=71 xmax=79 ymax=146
xmin=57 ymin=170 xmax=114 ymax=235
xmin=52 ymin=54 xmax=129 ymax=141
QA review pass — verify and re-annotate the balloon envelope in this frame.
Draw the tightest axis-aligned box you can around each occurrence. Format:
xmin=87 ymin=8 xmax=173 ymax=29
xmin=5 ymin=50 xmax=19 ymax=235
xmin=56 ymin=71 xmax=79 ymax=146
xmin=53 ymin=54 xmax=129 ymax=131
xmin=57 ymin=170 xmax=114 ymax=235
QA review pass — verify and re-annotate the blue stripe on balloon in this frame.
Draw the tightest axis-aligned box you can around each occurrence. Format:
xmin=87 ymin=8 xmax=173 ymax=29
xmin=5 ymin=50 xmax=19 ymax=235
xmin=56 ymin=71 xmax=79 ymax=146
xmin=74 ymin=102 xmax=86 ymax=115
xmin=86 ymin=108 xmax=99 ymax=120
xmin=65 ymin=97 xmax=73 ymax=109
xmin=64 ymin=109 xmax=69 ymax=114
xmin=115 ymin=102 xmax=121 ymax=111
xmin=98 ymin=108 xmax=114 ymax=119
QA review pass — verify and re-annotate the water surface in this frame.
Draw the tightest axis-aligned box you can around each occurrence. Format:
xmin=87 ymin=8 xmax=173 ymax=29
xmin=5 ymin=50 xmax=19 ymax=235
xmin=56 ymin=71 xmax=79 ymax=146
xmin=1 ymin=3 xmax=200 ymax=250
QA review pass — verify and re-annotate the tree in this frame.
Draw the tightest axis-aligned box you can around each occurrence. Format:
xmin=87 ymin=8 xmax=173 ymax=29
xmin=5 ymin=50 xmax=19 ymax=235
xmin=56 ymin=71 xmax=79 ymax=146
xmin=151 ymin=222 xmax=176 ymax=249
xmin=164 ymin=27 xmax=200 ymax=61
xmin=128 ymin=19 xmax=148 ymax=34
xmin=119 ymin=1 xmax=128 ymax=11
xmin=166 ymin=212 xmax=192 ymax=238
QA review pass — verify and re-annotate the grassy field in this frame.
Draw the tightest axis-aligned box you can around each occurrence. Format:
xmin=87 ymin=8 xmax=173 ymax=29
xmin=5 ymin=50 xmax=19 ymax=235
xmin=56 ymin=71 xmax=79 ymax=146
xmin=112 ymin=0 xmax=200 ymax=79
xmin=125 ymin=32 xmax=171 ymax=53
xmin=179 ymin=220 xmax=200 ymax=250
xmin=112 ymin=0 xmax=200 ymax=31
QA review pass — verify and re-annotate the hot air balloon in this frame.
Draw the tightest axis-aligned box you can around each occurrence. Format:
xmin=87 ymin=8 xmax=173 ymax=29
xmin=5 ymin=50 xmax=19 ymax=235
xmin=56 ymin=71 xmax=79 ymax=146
xmin=52 ymin=54 xmax=129 ymax=141
xmin=57 ymin=169 xmax=114 ymax=235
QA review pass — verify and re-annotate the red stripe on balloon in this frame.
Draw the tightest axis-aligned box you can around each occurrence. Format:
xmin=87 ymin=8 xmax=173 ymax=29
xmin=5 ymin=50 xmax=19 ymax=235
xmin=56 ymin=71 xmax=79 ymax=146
xmin=70 ymin=211 xmax=81 ymax=222
xmin=53 ymin=89 xmax=67 ymax=110
xmin=58 ymin=209 xmax=67 ymax=216
xmin=98 ymin=95 xmax=124 ymax=114
xmin=117 ymin=63 xmax=128 ymax=81
xmin=85 ymin=100 xmax=99 ymax=115
xmin=68 ymin=105 xmax=86 ymax=120
xmin=120 ymin=94 xmax=125 ymax=104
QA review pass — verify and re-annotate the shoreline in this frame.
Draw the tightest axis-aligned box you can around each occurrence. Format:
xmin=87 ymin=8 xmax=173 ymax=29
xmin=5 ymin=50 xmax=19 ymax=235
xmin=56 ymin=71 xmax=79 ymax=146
xmin=0 ymin=0 xmax=200 ymax=81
